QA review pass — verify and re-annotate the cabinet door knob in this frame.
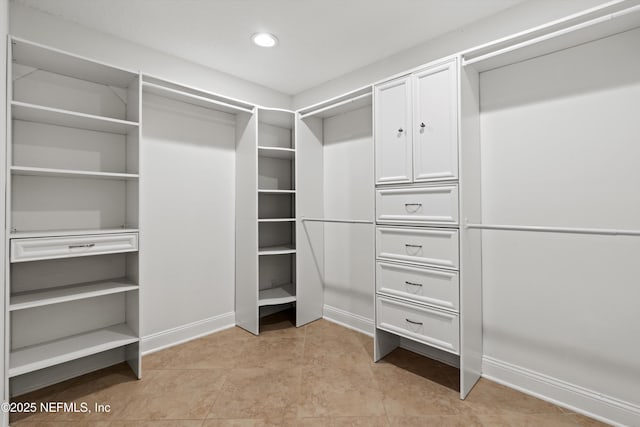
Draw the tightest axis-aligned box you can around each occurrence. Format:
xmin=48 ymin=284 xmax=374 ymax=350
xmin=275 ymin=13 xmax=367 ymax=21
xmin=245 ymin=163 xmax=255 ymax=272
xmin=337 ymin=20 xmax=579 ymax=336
xmin=420 ymin=122 xmax=426 ymax=128
xmin=398 ymin=128 xmax=404 ymax=133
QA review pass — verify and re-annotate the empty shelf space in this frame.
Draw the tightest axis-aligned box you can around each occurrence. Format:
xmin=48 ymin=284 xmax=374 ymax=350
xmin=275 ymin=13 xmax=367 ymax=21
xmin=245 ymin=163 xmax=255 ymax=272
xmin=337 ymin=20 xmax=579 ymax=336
xmin=10 ymin=279 xmax=139 ymax=311
xmin=258 ymin=146 xmax=295 ymax=159
xmin=259 ymin=284 xmax=296 ymax=306
xmin=11 ymin=101 xmax=139 ymax=135
xmin=9 ymin=228 xmax=139 ymax=240
xmin=258 ymin=189 xmax=296 ymax=194
xmin=11 ymin=166 xmax=139 ymax=181
xmin=258 ymin=218 xmax=296 ymax=223
xmin=258 ymin=245 xmax=296 ymax=255
xmin=9 ymin=323 xmax=138 ymax=377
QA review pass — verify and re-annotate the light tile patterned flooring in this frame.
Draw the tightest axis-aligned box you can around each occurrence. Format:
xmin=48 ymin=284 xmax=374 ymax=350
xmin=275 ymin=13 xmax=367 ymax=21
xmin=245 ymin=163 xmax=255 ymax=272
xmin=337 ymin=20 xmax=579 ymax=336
xmin=11 ymin=313 xmax=608 ymax=426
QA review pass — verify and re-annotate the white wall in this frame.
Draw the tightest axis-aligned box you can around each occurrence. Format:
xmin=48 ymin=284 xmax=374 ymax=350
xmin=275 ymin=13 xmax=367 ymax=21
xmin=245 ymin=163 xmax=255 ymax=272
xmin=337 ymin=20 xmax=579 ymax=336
xmin=322 ymin=106 xmax=374 ymax=330
xmin=480 ymin=28 xmax=640 ymax=424
xmin=292 ymin=0 xmax=612 ymax=109
xmin=9 ymin=2 xmax=291 ymax=109
xmin=140 ymin=94 xmax=236 ymax=348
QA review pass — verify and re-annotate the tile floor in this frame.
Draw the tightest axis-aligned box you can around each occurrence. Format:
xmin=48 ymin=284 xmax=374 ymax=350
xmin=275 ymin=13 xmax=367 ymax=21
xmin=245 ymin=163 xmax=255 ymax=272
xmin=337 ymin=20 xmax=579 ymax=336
xmin=10 ymin=313 xmax=607 ymax=426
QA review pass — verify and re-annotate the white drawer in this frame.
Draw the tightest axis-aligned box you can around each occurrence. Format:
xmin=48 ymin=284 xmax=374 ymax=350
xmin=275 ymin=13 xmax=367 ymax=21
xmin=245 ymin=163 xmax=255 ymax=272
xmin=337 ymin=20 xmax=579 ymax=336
xmin=376 ymin=185 xmax=458 ymax=225
xmin=376 ymin=261 xmax=459 ymax=312
xmin=11 ymin=233 xmax=138 ymax=263
xmin=376 ymin=226 xmax=458 ymax=270
xmin=377 ymin=296 xmax=459 ymax=354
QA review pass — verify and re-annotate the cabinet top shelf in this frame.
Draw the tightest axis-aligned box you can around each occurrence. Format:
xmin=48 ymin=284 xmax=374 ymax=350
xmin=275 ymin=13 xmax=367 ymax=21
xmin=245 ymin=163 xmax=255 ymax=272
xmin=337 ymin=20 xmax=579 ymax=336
xmin=11 ymin=37 xmax=138 ymax=88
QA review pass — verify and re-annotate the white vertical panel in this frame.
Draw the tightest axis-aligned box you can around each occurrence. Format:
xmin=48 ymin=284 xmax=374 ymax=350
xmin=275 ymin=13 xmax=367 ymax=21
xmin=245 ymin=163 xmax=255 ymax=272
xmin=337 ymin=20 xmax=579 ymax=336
xmin=235 ymin=111 xmax=259 ymax=334
xmin=2 ymin=2 xmax=11 ymax=415
xmin=458 ymin=63 xmax=482 ymax=398
xmin=296 ymin=115 xmax=324 ymax=326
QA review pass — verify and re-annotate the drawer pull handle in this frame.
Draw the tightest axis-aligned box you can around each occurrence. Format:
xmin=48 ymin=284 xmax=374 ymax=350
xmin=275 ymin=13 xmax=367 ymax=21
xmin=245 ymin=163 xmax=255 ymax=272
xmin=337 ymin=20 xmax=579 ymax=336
xmin=406 ymin=318 xmax=423 ymax=326
xmin=405 ymin=244 xmax=422 ymax=249
xmin=404 ymin=203 xmax=422 ymax=207
xmin=405 ymin=281 xmax=423 ymax=287
xmin=68 ymin=243 xmax=95 ymax=249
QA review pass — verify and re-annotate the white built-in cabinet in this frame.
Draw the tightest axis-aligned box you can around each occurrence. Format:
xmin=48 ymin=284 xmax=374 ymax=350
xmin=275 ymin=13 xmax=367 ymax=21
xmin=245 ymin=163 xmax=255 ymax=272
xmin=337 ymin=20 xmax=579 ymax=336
xmin=373 ymin=57 xmax=482 ymax=399
xmin=5 ymin=38 xmax=141 ymax=398
xmin=375 ymin=60 xmax=458 ymax=184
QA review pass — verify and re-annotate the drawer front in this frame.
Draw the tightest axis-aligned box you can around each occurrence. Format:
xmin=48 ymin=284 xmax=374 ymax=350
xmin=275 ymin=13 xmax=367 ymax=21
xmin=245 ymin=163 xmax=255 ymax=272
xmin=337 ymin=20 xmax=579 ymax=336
xmin=11 ymin=233 xmax=138 ymax=263
xmin=376 ymin=227 xmax=459 ymax=270
xmin=376 ymin=261 xmax=459 ymax=311
xmin=376 ymin=296 xmax=459 ymax=354
xmin=376 ymin=185 xmax=458 ymax=225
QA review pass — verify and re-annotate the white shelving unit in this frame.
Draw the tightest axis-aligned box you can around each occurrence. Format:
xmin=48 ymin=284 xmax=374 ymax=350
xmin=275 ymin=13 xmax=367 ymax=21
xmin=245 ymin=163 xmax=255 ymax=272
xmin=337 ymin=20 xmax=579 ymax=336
xmin=5 ymin=37 xmax=142 ymax=397
xmin=236 ymin=107 xmax=298 ymax=335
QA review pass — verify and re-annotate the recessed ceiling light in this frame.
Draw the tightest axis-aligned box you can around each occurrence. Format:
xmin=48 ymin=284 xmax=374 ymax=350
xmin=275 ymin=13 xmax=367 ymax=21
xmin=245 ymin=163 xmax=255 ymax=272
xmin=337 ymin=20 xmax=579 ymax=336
xmin=252 ymin=33 xmax=278 ymax=48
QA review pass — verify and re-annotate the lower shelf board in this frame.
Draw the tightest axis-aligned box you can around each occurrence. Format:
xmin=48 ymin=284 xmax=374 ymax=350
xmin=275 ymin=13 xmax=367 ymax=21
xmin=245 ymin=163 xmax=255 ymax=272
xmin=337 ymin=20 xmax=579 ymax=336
xmin=258 ymin=284 xmax=296 ymax=306
xmin=9 ymin=323 xmax=139 ymax=378
xmin=258 ymin=245 xmax=296 ymax=255
xmin=10 ymin=279 xmax=139 ymax=311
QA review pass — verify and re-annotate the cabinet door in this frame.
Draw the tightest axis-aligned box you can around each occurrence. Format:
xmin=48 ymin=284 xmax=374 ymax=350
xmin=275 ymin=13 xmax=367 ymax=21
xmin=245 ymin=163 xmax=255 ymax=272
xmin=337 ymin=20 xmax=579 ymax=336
xmin=412 ymin=60 xmax=458 ymax=182
xmin=375 ymin=76 xmax=412 ymax=184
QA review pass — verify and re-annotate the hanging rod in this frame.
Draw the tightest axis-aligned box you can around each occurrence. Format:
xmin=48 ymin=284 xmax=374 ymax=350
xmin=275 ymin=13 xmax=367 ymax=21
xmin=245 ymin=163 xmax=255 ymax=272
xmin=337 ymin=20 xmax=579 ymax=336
xmin=464 ymin=222 xmax=640 ymax=237
xmin=301 ymin=217 xmax=373 ymax=224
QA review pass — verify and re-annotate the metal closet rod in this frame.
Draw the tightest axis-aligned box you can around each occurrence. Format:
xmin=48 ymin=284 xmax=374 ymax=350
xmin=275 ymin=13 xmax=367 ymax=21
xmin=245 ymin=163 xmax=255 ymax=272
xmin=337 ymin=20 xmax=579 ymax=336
xmin=301 ymin=217 xmax=373 ymax=224
xmin=464 ymin=222 xmax=640 ymax=237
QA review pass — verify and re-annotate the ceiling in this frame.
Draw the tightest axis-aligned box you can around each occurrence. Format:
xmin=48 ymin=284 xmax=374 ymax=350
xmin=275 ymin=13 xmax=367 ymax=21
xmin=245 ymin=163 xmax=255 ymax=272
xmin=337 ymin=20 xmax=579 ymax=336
xmin=16 ymin=0 xmax=526 ymax=95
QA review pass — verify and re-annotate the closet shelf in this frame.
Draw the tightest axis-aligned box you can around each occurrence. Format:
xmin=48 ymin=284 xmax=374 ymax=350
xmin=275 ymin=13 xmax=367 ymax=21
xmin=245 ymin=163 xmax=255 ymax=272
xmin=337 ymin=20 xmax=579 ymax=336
xmin=142 ymin=81 xmax=254 ymax=114
xmin=11 ymin=166 xmax=139 ymax=181
xmin=9 ymin=323 xmax=138 ymax=378
xmin=258 ymin=218 xmax=296 ymax=223
xmin=11 ymin=101 xmax=139 ymax=135
xmin=257 ymin=189 xmax=296 ymax=194
xmin=258 ymin=284 xmax=296 ymax=306
xmin=10 ymin=279 xmax=139 ymax=311
xmin=258 ymin=245 xmax=296 ymax=255
xmin=257 ymin=146 xmax=295 ymax=160
xmin=12 ymin=37 xmax=138 ymax=88
xmin=9 ymin=228 xmax=139 ymax=239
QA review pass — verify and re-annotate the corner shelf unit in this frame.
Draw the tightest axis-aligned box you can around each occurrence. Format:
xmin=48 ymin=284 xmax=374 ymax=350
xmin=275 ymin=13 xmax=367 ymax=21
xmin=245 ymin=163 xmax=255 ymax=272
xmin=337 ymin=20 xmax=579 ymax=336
xmin=5 ymin=37 xmax=142 ymax=397
xmin=236 ymin=108 xmax=298 ymax=335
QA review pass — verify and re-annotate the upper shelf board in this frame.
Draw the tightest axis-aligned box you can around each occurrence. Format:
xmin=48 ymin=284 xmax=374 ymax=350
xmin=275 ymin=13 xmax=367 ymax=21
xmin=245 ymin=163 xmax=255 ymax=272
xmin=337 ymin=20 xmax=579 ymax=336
xmin=462 ymin=1 xmax=640 ymax=72
xmin=142 ymin=75 xmax=255 ymax=114
xmin=11 ymin=37 xmax=138 ymax=88
xmin=257 ymin=146 xmax=295 ymax=160
xmin=258 ymin=108 xmax=295 ymax=129
xmin=298 ymin=86 xmax=372 ymax=119
xmin=142 ymin=81 xmax=254 ymax=115
xmin=12 ymin=101 xmax=139 ymax=135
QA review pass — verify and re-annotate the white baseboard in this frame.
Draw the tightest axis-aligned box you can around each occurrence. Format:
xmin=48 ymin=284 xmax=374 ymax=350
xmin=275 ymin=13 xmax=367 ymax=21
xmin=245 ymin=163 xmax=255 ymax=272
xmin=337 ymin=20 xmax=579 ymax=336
xmin=400 ymin=338 xmax=460 ymax=368
xmin=11 ymin=349 xmax=126 ymax=397
xmin=141 ymin=311 xmax=235 ymax=355
xmin=322 ymin=305 xmax=374 ymax=337
xmin=482 ymin=356 xmax=640 ymax=427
